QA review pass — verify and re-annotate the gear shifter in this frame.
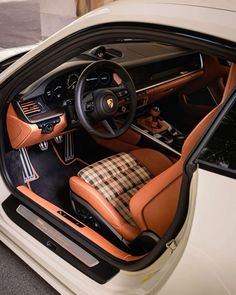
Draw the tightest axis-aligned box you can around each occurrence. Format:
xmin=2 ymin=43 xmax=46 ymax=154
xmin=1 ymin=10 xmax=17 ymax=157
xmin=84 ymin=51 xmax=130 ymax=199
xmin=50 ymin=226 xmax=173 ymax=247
xmin=150 ymin=106 xmax=161 ymax=128
xmin=136 ymin=106 xmax=169 ymax=134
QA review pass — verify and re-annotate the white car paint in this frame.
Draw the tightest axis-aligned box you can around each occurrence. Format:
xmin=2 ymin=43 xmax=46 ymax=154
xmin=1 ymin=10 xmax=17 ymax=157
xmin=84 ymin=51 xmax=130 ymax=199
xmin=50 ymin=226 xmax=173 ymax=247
xmin=0 ymin=0 xmax=235 ymax=294
xmin=1 ymin=0 xmax=236 ymax=84
xmin=159 ymin=169 xmax=236 ymax=295
xmin=0 ymin=172 xmax=198 ymax=295
xmin=0 ymin=44 xmax=36 ymax=63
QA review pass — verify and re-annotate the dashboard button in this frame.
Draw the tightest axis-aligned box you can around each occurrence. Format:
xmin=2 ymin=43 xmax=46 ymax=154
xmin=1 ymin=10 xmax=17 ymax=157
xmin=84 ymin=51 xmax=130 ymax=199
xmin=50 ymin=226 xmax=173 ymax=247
xmin=86 ymin=101 xmax=95 ymax=112
xmin=121 ymin=106 xmax=127 ymax=113
xmin=42 ymin=123 xmax=54 ymax=134
xmin=116 ymin=89 xmax=128 ymax=98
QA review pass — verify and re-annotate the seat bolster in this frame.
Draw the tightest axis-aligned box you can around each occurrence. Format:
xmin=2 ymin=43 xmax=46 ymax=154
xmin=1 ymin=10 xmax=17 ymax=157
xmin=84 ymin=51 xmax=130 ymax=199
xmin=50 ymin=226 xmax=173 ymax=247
xmin=182 ymin=63 xmax=236 ymax=159
xmin=129 ymin=160 xmax=183 ymax=237
xmin=70 ymin=176 xmax=140 ymax=241
xmin=130 ymin=148 xmax=173 ymax=177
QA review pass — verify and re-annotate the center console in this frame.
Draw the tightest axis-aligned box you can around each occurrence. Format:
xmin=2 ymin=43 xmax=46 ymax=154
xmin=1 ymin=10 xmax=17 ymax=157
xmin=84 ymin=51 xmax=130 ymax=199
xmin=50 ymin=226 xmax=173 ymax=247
xmin=132 ymin=106 xmax=186 ymax=156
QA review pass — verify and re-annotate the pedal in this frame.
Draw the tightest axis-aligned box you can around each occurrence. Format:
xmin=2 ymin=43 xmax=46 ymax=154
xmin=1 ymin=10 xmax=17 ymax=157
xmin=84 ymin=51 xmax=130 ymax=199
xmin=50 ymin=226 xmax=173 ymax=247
xmin=64 ymin=133 xmax=74 ymax=162
xmin=19 ymin=148 xmax=38 ymax=183
xmin=39 ymin=141 xmax=48 ymax=151
xmin=54 ymin=136 xmax=63 ymax=144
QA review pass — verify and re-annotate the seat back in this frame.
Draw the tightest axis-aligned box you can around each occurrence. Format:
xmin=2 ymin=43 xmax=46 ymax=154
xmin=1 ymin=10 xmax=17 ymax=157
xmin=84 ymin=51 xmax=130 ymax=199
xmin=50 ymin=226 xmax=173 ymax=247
xmin=130 ymin=63 xmax=236 ymax=237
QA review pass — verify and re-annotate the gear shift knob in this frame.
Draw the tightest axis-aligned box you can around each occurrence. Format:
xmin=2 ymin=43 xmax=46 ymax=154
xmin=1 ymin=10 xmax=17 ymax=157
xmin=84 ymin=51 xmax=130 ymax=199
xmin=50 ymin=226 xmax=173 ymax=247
xmin=150 ymin=106 xmax=161 ymax=128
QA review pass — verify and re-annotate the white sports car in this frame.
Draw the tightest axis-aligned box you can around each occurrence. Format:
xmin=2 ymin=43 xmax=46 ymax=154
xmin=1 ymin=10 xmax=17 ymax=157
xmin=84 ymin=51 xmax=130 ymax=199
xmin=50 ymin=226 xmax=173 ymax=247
xmin=0 ymin=1 xmax=236 ymax=294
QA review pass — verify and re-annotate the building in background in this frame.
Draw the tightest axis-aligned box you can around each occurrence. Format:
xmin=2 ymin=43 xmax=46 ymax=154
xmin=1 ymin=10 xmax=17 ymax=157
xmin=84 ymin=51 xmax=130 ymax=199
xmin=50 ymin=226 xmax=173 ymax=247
xmin=40 ymin=0 xmax=114 ymax=39
xmin=0 ymin=0 xmax=115 ymax=48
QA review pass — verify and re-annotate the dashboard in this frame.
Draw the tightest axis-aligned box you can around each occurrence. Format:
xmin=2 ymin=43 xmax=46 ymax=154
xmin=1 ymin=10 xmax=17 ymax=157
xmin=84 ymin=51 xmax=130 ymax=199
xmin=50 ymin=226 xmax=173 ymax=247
xmin=7 ymin=42 xmax=204 ymax=149
xmin=44 ymin=69 xmax=115 ymax=106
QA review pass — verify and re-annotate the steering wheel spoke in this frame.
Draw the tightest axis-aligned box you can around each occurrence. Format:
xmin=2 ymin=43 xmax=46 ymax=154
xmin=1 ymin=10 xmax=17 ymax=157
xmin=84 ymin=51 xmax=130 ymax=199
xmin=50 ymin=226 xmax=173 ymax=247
xmin=84 ymin=101 xmax=95 ymax=113
xmin=75 ymin=60 xmax=136 ymax=139
xmin=82 ymin=92 xmax=95 ymax=113
xmin=102 ymin=119 xmax=118 ymax=135
xmin=110 ymin=84 xmax=130 ymax=100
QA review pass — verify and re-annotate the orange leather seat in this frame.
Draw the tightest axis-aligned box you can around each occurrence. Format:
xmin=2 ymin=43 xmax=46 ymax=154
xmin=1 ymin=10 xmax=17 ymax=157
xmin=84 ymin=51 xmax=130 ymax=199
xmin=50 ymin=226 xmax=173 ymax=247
xmin=70 ymin=63 xmax=236 ymax=242
xmin=70 ymin=148 xmax=173 ymax=241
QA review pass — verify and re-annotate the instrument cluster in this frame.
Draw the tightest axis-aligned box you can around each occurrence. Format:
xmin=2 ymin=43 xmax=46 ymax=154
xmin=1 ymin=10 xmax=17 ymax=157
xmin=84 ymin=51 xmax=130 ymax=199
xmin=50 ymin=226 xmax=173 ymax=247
xmin=43 ymin=69 xmax=113 ymax=106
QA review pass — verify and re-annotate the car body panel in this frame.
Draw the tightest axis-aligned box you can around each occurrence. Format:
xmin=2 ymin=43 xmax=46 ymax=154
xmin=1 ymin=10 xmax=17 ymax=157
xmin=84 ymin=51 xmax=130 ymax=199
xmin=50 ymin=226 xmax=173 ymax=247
xmin=1 ymin=159 xmax=209 ymax=295
xmin=144 ymin=0 xmax=236 ymax=11
xmin=0 ymin=172 xmax=198 ymax=295
xmin=0 ymin=1 xmax=236 ymax=294
xmin=0 ymin=45 xmax=36 ymax=63
xmin=159 ymin=169 xmax=236 ymax=295
xmin=1 ymin=0 xmax=236 ymax=83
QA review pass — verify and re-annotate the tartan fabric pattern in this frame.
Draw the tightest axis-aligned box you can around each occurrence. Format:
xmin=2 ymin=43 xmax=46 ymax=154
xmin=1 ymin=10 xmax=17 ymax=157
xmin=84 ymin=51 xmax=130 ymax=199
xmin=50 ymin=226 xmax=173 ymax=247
xmin=78 ymin=152 xmax=152 ymax=226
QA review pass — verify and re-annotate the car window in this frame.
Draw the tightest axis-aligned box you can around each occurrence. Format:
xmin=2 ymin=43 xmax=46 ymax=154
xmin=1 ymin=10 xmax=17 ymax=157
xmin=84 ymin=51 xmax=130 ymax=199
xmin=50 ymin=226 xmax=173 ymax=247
xmin=198 ymin=99 xmax=236 ymax=171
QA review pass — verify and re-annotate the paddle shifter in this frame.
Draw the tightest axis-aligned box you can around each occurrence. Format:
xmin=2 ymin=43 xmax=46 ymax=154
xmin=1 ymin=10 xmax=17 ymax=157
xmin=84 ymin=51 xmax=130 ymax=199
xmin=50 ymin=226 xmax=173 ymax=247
xmin=150 ymin=106 xmax=161 ymax=128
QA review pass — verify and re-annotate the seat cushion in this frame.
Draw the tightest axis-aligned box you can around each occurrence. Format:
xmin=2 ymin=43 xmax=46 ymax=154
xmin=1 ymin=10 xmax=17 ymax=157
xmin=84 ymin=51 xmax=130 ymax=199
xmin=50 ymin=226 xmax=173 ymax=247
xmin=71 ymin=148 xmax=173 ymax=240
xmin=130 ymin=148 xmax=173 ymax=176
xmin=77 ymin=152 xmax=152 ymax=226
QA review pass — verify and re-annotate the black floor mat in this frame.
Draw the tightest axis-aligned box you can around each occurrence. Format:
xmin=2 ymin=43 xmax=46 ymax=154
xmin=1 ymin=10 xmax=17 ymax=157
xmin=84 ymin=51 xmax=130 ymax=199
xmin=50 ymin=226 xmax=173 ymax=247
xmin=5 ymin=134 xmax=131 ymax=249
xmin=53 ymin=130 xmax=114 ymax=165
xmin=28 ymin=131 xmax=114 ymax=213
xmin=74 ymin=130 xmax=114 ymax=163
xmin=27 ymin=138 xmax=124 ymax=246
xmin=29 ymin=146 xmax=85 ymax=213
xmin=5 ymin=150 xmax=24 ymax=187
xmin=4 ymin=129 xmax=115 ymax=214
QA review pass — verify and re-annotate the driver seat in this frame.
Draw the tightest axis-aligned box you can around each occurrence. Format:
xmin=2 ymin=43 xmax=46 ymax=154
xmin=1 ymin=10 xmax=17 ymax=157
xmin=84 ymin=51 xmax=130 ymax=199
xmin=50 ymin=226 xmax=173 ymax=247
xmin=70 ymin=149 xmax=173 ymax=240
xmin=70 ymin=63 xmax=236 ymax=241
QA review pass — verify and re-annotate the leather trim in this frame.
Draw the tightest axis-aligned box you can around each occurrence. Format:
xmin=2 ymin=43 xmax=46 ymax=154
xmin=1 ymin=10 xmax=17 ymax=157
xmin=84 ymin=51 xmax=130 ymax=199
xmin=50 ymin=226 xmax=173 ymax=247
xmin=17 ymin=63 xmax=236 ymax=248
xmin=136 ymin=116 xmax=169 ymax=134
xmin=93 ymin=138 xmax=139 ymax=153
xmin=182 ymin=64 xmax=236 ymax=157
xmin=222 ymin=63 xmax=236 ymax=102
xmin=145 ymin=70 xmax=203 ymax=104
xmin=180 ymin=56 xmax=229 ymax=98
xmin=116 ymin=128 xmax=141 ymax=145
xmin=17 ymin=185 xmax=142 ymax=261
xmin=181 ymin=107 xmax=219 ymax=158
xmin=69 ymin=176 xmax=140 ymax=241
xmin=130 ymin=148 xmax=172 ymax=177
xmin=178 ymin=55 xmax=230 ymax=127
xmin=51 ymin=141 xmax=89 ymax=166
xmin=7 ymin=104 xmax=67 ymax=149
xmin=131 ymin=96 xmax=224 ymax=235
xmin=129 ymin=161 xmax=182 ymax=236
xmin=130 ymin=63 xmax=236 ymax=237
xmin=93 ymin=127 xmax=141 ymax=153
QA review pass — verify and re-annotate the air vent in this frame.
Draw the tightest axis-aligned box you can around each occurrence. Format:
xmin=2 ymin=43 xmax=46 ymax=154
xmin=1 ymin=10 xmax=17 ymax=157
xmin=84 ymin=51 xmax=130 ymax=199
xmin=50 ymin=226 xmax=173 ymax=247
xmin=20 ymin=100 xmax=42 ymax=117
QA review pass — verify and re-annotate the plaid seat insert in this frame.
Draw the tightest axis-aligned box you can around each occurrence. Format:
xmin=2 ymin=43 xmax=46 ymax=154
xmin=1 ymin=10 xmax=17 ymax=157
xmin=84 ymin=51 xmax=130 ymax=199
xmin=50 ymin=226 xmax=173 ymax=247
xmin=78 ymin=152 xmax=152 ymax=226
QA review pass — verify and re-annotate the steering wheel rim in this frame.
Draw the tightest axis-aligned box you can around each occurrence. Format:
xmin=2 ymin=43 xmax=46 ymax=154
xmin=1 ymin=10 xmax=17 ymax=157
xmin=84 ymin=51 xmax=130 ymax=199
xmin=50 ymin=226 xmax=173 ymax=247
xmin=74 ymin=60 xmax=137 ymax=139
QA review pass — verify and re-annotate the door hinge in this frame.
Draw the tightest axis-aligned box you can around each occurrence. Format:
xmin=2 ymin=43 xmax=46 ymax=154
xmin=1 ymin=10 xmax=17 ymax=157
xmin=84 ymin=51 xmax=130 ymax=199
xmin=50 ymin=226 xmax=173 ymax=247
xmin=166 ymin=239 xmax=177 ymax=253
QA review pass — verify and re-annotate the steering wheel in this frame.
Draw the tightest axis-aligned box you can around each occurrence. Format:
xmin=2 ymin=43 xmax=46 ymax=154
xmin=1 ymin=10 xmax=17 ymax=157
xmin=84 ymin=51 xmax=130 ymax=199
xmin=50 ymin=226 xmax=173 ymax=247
xmin=74 ymin=60 xmax=137 ymax=139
